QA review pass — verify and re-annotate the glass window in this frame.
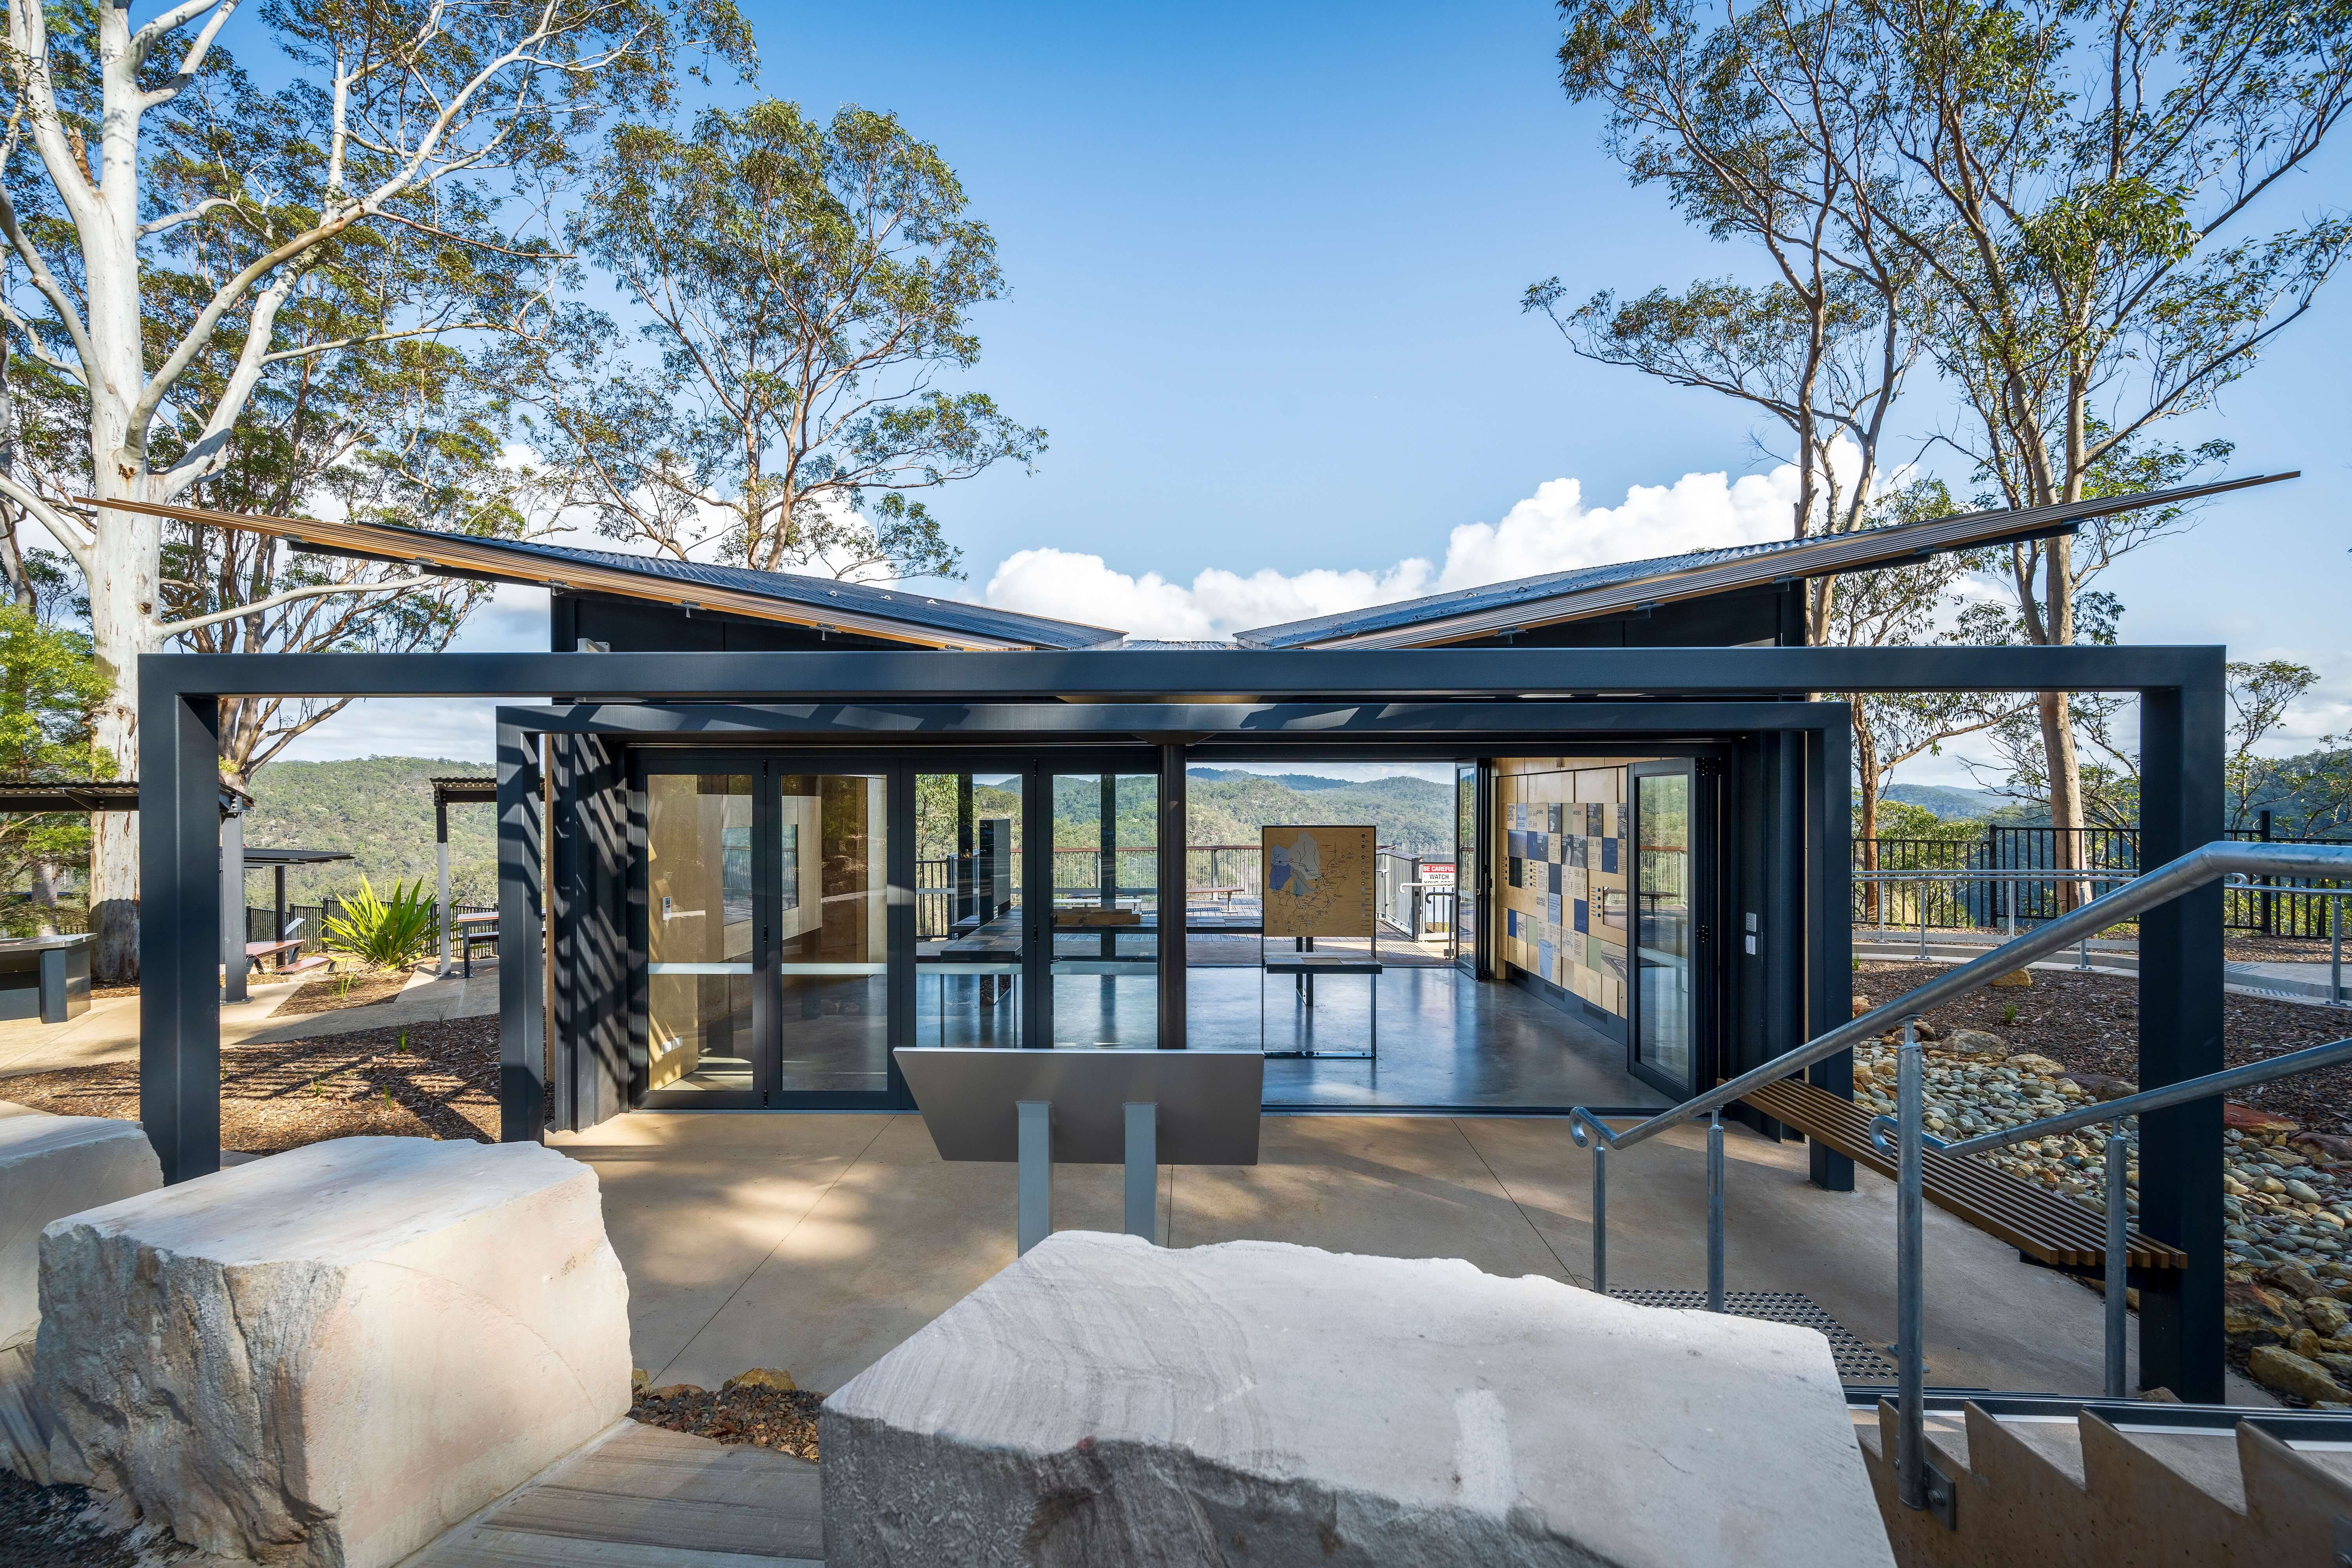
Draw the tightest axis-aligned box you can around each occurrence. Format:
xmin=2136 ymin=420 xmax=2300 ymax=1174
xmin=775 ymin=773 xmax=890 ymax=1093
xmin=646 ymin=774 xmax=755 ymax=1093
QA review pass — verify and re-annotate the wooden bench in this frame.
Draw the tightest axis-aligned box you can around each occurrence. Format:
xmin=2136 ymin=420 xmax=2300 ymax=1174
xmin=1742 ymin=1078 xmax=2187 ymax=1272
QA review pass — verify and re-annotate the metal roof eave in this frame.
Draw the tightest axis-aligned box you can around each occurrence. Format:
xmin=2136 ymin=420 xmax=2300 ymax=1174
xmin=1236 ymin=472 xmax=2297 ymax=650
xmin=75 ymin=496 xmax=1068 ymax=653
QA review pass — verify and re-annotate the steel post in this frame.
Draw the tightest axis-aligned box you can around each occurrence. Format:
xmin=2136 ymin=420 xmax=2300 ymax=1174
xmin=1123 ymin=1100 xmax=1157 ymax=1241
xmin=2106 ymin=1128 xmax=2131 ymax=1398
xmin=1018 ymin=1100 xmax=1053 ymax=1254
xmin=1897 ymin=1016 xmax=1927 ymax=1510
xmin=1707 ymin=1110 xmax=1726 ymax=1312
xmin=1593 ymin=1143 xmax=1608 ymax=1295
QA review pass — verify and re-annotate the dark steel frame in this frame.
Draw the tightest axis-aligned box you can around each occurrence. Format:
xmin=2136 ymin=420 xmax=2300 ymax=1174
xmin=137 ymin=644 xmax=2225 ymax=1397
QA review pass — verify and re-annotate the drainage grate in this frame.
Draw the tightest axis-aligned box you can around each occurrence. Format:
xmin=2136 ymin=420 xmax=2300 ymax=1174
xmin=1609 ymin=1289 xmax=1897 ymax=1381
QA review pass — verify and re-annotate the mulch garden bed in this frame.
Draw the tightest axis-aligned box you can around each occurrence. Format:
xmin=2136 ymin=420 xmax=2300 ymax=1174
xmin=267 ymin=967 xmax=421 ymax=1016
xmin=1855 ymin=961 xmax=2352 ymax=1131
xmin=631 ymin=1381 xmax=824 ymax=1462
xmin=0 ymin=1469 xmax=191 ymax=1568
xmin=0 ymin=1015 xmax=499 ymax=1154
xmin=2226 ymin=935 xmax=2350 ymax=965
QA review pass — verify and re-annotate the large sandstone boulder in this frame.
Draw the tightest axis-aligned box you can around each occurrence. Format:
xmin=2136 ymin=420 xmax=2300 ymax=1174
xmin=0 ymin=1102 xmax=161 ymax=1345
xmin=0 ymin=1102 xmax=160 ymax=1483
xmin=822 ymin=1232 xmax=1892 ymax=1567
xmin=37 ymin=1136 xmax=631 ymax=1568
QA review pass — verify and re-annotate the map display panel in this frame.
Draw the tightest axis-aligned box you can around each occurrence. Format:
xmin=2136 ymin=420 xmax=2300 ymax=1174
xmin=1261 ymin=824 xmax=1376 ymax=939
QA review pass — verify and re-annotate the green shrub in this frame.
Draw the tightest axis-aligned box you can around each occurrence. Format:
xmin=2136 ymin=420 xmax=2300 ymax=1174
xmin=321 ymin=877 xmax=437 ymax=971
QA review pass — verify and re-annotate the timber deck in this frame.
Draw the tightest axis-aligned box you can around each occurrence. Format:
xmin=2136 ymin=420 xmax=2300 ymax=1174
xmin=404 ymin=1420 xmax=822 ymax=1567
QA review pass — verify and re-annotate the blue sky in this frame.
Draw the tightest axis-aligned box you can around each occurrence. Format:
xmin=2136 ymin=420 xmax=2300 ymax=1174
xmin=288 ymin=0 xmax=2352 ymax=779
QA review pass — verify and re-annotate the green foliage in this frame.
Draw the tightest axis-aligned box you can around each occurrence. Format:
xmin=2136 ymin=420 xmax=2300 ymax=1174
xmin=909 ymin=769 xmax=1456 ymax=864
xmin=515 ymin=99 xmax=1044 ymax=583
xmin=0 ymin=603 xmax=110 ymax=902
xmin=321 ymin=876 xmax=437 ymax=971
xmin=243 ymin=758 xmax=494 ymax=906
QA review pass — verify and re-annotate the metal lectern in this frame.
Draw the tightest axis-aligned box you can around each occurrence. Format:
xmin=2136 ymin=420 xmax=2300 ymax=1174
xmin=894 ymin=1047 xmax=1265 ymax=1254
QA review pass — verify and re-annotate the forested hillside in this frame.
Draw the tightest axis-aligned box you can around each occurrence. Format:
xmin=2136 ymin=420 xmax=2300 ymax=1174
xmin=245 ymin=759 xmax=1456 ymax=910
xmin=244 ymin=758 xmax=495 ymax=905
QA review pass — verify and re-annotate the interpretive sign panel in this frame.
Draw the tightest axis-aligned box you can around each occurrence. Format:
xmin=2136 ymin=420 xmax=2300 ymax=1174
xmin=1260 ymin=824 xmax=1376 ymax=939
xmin=894 ymin=1047 xmax=1264 ymax=1165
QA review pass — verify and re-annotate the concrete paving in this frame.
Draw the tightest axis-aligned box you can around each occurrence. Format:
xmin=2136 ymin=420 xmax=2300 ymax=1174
xmin=551 ymin=1109 xmax=2274 ymax=1408
xmin=0 ymin=965 xmax=499 ymax=1085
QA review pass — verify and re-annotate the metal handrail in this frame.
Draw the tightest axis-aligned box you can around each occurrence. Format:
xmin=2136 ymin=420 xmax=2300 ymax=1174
xmin=1566 ymin=838 xmax=2352 ymax=1528
xmin=1568 ymin=840 xmax=2352 ymax=1157
xmin=1894 ymin=1033 xmax=2352 ymax=1161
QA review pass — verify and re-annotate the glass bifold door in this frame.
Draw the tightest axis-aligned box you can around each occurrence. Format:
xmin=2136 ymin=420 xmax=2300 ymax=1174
xmin=641 ymin=760 xmax=900 ymax=1107
xmin=636 ymin=754 xmax=1161 ymax=1110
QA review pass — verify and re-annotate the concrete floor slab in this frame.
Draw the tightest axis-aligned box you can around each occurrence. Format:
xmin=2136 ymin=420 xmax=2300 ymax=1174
xmin=554 ymin=1109 xmax=2277 ymax=1411
xmin=1168 ymin=1115 xmax=1572 ymax=1283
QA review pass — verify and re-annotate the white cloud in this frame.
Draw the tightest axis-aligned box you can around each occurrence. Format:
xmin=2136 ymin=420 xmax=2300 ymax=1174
xmin=982 ymin=463 xmax=1803 ymax=639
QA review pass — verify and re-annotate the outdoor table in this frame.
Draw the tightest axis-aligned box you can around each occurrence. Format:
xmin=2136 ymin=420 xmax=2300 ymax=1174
xmin=0 ymin=933 xmax=90 ymax=1024
xmin=455 ymin=911 xmax=499 ymax=977
xmin=244 ymin=938 xmax=302 ymax=972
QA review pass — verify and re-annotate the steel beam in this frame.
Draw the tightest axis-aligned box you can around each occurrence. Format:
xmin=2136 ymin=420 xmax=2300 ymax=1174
xmin=138 ymin=644 xmax=2224 ymax=702
xmin=139 ymin=687 xmax=221 ymax=1182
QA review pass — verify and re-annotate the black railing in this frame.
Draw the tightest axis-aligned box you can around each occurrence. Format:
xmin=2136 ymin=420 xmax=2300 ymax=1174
xmin=1854 ymin=824 xmax=2350 ymax=936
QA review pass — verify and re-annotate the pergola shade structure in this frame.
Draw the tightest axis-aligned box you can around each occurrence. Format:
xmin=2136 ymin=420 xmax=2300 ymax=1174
xmin=136 ymin=639 xmax=2229 ymax=1397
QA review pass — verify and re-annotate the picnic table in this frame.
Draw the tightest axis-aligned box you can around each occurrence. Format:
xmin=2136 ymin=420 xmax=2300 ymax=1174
xmin=455 ymin=910 xmax=499 ymax=977
xmin=244 ymin=939 xmax=302 ymax=971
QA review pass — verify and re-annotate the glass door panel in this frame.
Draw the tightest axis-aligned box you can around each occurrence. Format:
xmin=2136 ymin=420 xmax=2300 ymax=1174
xmin=773 ymin=773 xmax=891 ymax=1092
xmin=1632 ymin=763 xmax=1695 ymax=1095
xmin=1455 ymin=762 xmax=1477 ymax=971
xmin=646 ymin=773 xmax=757 ymax=1096
xmin=915 ymin=771 xmax=1024 ymax=1046
xmin=1046 ymin=771 xmax=1158 ymax=1047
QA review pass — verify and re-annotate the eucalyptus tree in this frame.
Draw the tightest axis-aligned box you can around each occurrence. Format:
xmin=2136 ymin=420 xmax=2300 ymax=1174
xmin=0 ymin=0 xmax=750 ymax=976
xmin=1537 ymin=0 xmax=1926 ymax=644
xmin=1852 ymin=0 xmax=2350 ymax=880
xmin=519 ymin=100 xmax=1044 ymax=581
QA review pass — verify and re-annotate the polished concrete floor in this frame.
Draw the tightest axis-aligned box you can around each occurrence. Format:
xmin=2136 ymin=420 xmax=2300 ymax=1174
xmin=730 ymin=962 xmax=1666 ymax=1112
xmin=1216 ymin=966 xmax=1669 ymax=1111
xmin=551 ymin=1110 xmax=2274 ymax=1407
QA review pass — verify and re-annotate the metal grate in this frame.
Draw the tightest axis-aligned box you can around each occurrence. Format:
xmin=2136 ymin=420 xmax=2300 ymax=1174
xmin=1610 ymin=1289 xmax=1897 ymax=1381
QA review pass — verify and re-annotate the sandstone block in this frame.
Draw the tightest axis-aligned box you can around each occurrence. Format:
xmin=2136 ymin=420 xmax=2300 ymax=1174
xmin=38 ymin=1135 xmax=630 ymax=1568
xmin=0 ymin=1103 xmax=160 ymax=1345
xmin=0 ymin=1103 xmax=160 ymax=1485
xmin=2247 ymin=1345 xmax=2348 ymax=1405
xmin=822 ymin=1232 xmax=1892 ymax=1568
xmin=1988 ymin=968 xmax=2032 ymax=988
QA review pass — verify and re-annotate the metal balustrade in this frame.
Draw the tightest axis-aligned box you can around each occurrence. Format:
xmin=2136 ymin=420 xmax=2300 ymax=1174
xmin=1566 ymin=838 xmax=2352 ymax=1526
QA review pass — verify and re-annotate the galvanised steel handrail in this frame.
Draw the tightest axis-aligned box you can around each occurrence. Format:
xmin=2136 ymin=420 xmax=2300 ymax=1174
xmin=1567 ymin=838 xmax=2352 ymax=1528
xmin=1869 ymin=1031 xmax=2352 ymax=1406
xmin=1568 ymin=840 xmax=2352 ymax=1158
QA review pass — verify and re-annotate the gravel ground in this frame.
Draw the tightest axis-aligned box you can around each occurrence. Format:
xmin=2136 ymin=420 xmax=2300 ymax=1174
xmin=0 ymin=1016 xmax=498 ymax=1154
xmin=1855 ymin=961 xmax=2352 ymax=1131
xmin=630 ymin=1381 xmax=824 ymax=1461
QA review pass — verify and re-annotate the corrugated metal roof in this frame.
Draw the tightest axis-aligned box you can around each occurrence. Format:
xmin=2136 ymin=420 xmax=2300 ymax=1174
xmin=473 ymin=535 xmax=1126 ymax=650
xmin=1233 ymin=474 xmax=2294 ymax=649
xmin=79 ymin=495 xmax=1126 ymax=651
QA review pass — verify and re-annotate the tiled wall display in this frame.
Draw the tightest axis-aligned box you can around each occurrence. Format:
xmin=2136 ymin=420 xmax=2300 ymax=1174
xmin=1494 ymin=758 xmax=1645 ymax=1020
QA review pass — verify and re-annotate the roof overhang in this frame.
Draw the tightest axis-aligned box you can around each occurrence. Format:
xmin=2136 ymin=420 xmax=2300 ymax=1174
xmin=1240 ymin=472 xmax=2296 ymax=650
xmin=76 ymin=496 xmax=1049 ymax=653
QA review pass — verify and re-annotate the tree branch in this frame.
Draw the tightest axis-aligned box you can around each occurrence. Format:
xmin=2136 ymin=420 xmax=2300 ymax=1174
xmin=153 ymin=572 xmax=433 ymax=636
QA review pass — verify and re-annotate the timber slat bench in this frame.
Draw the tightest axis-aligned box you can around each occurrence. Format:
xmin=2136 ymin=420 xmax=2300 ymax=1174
xmin=1743 ymin=1078 xmax=2188 ymax=1272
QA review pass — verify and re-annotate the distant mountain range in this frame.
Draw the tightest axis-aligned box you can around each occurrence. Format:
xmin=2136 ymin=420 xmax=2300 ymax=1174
xmin=1882 ymin=783 xmax=2012 ymax=822
xmin=243 ymin=756 xmax=494 ymax=907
